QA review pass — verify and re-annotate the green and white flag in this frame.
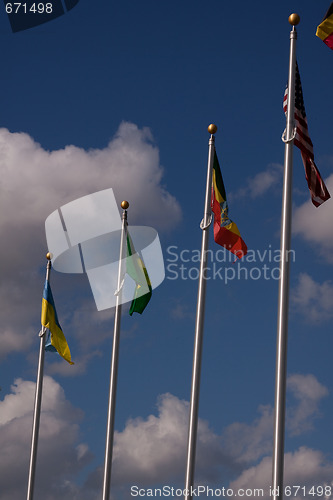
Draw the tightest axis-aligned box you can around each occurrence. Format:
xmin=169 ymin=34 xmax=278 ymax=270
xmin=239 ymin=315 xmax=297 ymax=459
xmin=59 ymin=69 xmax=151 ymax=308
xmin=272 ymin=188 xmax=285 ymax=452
xmin=126 ymin=232 xmax=152 ymax=315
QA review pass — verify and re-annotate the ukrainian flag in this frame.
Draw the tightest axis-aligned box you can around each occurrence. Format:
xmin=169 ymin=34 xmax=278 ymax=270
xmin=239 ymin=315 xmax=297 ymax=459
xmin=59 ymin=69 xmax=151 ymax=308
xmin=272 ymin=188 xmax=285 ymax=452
xmin=41 ymin=280 xmax=73 ymax=365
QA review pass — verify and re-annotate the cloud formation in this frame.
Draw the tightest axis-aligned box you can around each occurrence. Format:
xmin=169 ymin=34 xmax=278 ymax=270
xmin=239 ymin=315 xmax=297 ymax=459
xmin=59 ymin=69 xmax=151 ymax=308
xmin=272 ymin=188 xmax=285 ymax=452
xmin=293 ymin=174 xmax=333 ymax=261
xmin=287 ymin=374 xmax=329 ymax=436
xmin=84 ymin=373 xmax=328 ymax=493
xmin=291 ymin=273 xmax=333 ymax=323
xmin=1 ymin=372 xmax=330 ymax=499
xmin=230 ymin=447 xmax=333 ymax=500
xmin=110 ymin=373 xmax=329 ymax=485
xmin=0 ymin=377 xmax=92 ymax=500
xmin=234 ymin=164 xmax=283 ymax=199
xmin=221 ymin=404 xmax=274 ymax=465
xmin=0 ymin=123 xmax=181 ymax=360
xmin=221 ymin=372 xmax=328 ymax=468
xmin=112 ymin=392 xmax=224 ymax=485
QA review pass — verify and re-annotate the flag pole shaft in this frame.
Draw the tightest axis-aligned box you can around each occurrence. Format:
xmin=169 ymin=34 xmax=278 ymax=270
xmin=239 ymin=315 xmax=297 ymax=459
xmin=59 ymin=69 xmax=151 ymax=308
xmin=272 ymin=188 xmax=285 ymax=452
xmin=272 ymin=21 xmax=298 ymax=500
xmin=184 ymin=131 xmax=215 ymax=500
xmin=26 ymin=257 xmax=51 ymax=500
xmin=102 ymin=203 xmax=128 ymax=500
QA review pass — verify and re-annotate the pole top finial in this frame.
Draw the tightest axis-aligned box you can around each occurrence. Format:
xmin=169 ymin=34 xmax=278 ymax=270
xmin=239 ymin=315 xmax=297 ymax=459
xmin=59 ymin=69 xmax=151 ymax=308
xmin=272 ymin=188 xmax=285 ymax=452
xmin=46 ymin=252 xmax=53 ymax=260
xmin=207 ymin=124 xmax=217 ymax=135
xmin=121 ymin=200 xmax=129 ymax=210
xmin=289 ymin=13 xmax=300 ymax=26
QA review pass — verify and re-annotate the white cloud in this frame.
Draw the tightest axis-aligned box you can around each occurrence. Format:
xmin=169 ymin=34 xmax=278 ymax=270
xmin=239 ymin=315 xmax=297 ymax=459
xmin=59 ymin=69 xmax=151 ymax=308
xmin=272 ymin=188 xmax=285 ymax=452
xmin=83 ymin=373 xmax=329 ymax=493
xmin=0 ymin=377 xmax=92 ymax=500
xmin=230 ymin=447 xmax=333 ymax=500
xmin=291 ymin=273 xmax=333 ymax=323
xmin=111 ymin=392 xmax=223 ymax=486
xmin=109 ymin=374 xmax=329 ymax=485
xmin=80 ymin=392 xmax=224 ymax=495
xmin=287 ymin=374 xmax=329 ymax=435
xmin=0 ymin=123 xmax=181 ymax=360
xmin=0 ymin=123 xmax=181 ymax=234
xmin=234 ymin=164 xmax=283 ymax=199
xmin=1 ymin=373 xmax=330 ymax=499
xmin=293 ymin=174 xmax=333 ymax=261
xmin=221 ymin=372 xmax=329 ymax=466
xmin=221 ymin=404 xmax=274 ymax=465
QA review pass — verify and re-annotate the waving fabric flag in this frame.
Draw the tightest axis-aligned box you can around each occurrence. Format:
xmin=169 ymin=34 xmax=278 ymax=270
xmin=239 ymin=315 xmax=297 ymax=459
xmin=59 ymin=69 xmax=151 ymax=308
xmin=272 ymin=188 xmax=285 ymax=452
xmin=41 ymin=280 xmax=73 ymax=364
xmin=283 ymin=63 xmax=330 ymax=207
xmin=126 ymin=232 xmax=152 ymax=315
xmin=316 ymin=3 xmax=333 ymax=49
xmin=211 ymin=152 xmax=247 ymax=259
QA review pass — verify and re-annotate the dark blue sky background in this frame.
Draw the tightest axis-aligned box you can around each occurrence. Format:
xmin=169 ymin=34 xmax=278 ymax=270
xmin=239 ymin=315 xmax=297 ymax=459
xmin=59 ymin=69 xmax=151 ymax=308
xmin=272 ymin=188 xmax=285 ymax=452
xmin=0 ymin=1 xmax=332 ymax=499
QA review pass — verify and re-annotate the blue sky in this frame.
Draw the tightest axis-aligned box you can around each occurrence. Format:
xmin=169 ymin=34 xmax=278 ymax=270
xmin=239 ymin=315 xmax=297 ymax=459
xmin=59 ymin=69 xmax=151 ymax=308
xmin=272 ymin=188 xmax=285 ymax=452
xmin=0 ymin=1 xmax=333 ymax=499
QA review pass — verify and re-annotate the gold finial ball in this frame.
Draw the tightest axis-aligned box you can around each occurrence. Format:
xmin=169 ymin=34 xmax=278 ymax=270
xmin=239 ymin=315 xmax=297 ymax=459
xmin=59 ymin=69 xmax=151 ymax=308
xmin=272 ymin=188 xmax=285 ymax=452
xmin=121 ymin=200 xmax=129 ymax=210
xmin=207 ymin=124 xmax=218 ymax=135
xmin=289 ymin=13 xmax=300 ymax=26
xmin=46 ymin=252 xmax=53 ymax=260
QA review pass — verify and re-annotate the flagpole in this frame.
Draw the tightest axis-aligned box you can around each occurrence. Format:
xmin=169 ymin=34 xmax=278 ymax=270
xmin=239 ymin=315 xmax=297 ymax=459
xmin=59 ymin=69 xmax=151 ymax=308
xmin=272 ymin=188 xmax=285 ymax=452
xmin=272 ymin=14 xmax=300 ymax=500
xmin=102 ymin=200 xmax=129 ymax=500
xmin=184 ymin=124 xmax=217 ymax=500
xmin=26 ymin=252 xmax=52 ymax=500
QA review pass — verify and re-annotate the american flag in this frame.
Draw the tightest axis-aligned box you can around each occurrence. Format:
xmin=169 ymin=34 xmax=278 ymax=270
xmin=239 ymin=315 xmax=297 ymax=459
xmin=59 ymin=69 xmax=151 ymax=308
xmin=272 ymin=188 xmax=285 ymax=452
xmin=283 ymin=62 xmax=330 ymax=207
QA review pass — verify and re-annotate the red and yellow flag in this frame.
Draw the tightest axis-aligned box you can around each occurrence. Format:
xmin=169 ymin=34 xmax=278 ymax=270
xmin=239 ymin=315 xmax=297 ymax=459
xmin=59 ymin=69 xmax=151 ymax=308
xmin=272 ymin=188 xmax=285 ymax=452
xmin=316 ymin=3 xmax=333 ymax=49
xmin=211 ymin=152 xmax=247 ymax=259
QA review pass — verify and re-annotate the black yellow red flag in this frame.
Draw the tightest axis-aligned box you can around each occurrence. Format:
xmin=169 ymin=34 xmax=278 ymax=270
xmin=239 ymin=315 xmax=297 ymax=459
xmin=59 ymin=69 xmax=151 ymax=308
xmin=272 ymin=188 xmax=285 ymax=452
xmin=316 ymin=3 xmax=333 ymax=49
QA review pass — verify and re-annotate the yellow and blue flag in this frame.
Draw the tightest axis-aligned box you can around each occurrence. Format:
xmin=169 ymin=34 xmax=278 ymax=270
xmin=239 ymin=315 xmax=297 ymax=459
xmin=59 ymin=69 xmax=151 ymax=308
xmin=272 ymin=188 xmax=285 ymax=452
xmin=41 ymin=280 xmax=73 ymax=365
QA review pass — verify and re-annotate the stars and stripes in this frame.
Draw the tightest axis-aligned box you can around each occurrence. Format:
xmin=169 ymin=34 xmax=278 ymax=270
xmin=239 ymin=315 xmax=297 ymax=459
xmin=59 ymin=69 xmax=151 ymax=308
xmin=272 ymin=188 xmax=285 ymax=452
xmin=283 ymin=62 xmax=330 ymax=207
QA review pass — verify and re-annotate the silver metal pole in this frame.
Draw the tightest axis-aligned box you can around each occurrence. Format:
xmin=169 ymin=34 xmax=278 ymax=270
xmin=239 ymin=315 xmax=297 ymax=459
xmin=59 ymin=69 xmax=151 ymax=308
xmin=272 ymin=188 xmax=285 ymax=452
xmin=102 ymin=201 xmax=129 ymax=500
xmin=26 ymin=255 xmax=52 ymax=500
xmin=272 ymin=14 xmax=300 ymax=500
xmin=184 ymin=125 xmax=217 ymax=500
